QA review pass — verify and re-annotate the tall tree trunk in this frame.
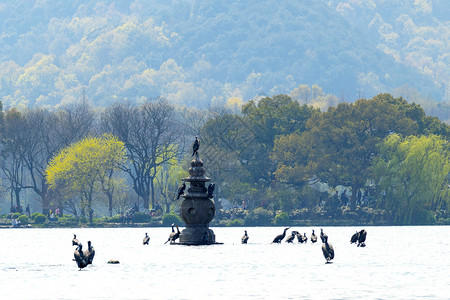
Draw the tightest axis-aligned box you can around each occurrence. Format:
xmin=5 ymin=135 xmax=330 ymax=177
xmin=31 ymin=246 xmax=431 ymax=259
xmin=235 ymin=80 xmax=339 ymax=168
xmin=150 ymin=177 xmax=155 ymax=210
xmin=41 ymin=184 xmax=50 ymax=215
xmin=15 ymin=188 xmax=21 ymax=209
xmin=351 ymin=184 xmax=357 ymax=211
xmin=108 ymin=192 xmax=113 ymax=217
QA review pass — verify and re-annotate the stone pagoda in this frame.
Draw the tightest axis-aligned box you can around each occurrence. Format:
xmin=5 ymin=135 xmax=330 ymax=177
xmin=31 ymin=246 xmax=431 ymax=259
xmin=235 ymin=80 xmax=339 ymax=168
xmin=178 ymin=141 xmax=219 ymax=245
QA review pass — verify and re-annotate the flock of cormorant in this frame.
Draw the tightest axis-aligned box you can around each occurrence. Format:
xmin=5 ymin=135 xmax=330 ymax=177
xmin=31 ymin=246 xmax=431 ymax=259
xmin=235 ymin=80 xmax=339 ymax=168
xmin=72 ymin=226 xmax=367 ymax=269
xmin=72 ymin=234 xmax=96 ymax=270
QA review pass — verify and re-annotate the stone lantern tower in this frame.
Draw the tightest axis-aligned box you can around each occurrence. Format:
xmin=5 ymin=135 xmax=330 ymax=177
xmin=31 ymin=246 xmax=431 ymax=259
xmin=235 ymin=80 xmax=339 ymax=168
xmin=178 ymin=152 xmax=218 ymax=245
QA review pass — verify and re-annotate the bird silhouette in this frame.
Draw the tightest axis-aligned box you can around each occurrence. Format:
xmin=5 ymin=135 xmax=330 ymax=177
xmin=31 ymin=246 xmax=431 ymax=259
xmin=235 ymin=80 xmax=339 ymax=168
xmin=164 ymin=224 xmax=180 ymax=244
xmin=242 ymin=230 xmax=249 ymax=244
xmin=176 ymin=182 xmax=186 ymax=200
xmin=321 ymin=235 xmax=334 ymax=264
xmin=74 ymin=244 xmax=88 ymax=270
xmin=358 ymin=229 xmax=367 ymax=247
xmin=143 ymin=232 xmax=150 ymax=245
xmin=302 ymin=232 xmax=308 ymax=243
xmin=320 ymin=228 xmax=327 ymax=243
xmin=272 ymin=227 xmax=290 ymax=243
xmin=207 ymin=183 xmax=215 ymax=198
xmin=350 ymin=231 xmax=360 ymax=244
xmin=83 ymin=241 xmax=95 ymax=265
xmin=311 ymin=230 xmax=317 ymax=243
xmin=286 ymin=231 xmax=296 ymax=243
xmin=72 ymin=234 xmax=79 ymax=246
xmin=295 ymin=231 xmax=304 ymax=243
xmin=192 ymin=136 xmax=199 ymax=156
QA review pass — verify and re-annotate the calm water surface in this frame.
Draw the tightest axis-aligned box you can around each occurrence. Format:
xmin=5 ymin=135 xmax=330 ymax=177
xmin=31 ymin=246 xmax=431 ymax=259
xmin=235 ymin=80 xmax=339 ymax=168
xmin=1 ymin=226 xmax=449 ymax=299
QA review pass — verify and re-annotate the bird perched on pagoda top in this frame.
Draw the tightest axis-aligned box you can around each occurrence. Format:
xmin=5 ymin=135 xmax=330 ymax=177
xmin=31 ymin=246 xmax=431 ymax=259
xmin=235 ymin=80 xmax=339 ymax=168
xmin=192 ymin=136 xmax=199 ymax=156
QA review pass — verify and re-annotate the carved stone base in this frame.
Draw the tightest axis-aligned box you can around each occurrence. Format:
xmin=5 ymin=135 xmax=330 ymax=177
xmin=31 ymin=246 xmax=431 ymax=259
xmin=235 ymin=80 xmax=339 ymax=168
xmin=178 ymin=225 xmax=217 ymax=245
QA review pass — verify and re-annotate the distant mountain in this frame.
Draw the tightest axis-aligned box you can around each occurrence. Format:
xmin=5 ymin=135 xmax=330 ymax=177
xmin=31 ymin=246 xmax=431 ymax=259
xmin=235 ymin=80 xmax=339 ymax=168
xmin=0 ymin=1 xmax=448 ymax=118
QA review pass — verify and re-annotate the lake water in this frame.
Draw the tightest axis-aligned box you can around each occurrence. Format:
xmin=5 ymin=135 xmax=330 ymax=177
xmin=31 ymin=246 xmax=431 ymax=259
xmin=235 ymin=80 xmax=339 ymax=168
xmin=0 ymin=226 xmax=449 ymax=299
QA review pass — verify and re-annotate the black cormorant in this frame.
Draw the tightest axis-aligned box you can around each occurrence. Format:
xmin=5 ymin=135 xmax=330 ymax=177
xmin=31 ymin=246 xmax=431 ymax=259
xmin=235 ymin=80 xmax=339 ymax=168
xmin=272 ymin=227 xmax=290 ymax=244
xmin=295 ymin=231 xmax=304 ymax=243
xmin=72 ymin=234 xmax=79 ymax=246
xmin=358 ymin=229 xmax=367 ymax=247
xmin=207 ymin=183 xmax=215 ymax=198
xmin=165 ymin=224 xmax=180 ymax=244
xmin=286 ymin=231 xmax=296 ymax=243
xmin=242 ymin=230 xmax=249 ymax=244
xmin=302 ymin=233 xmax=308 ymax=243
xmin=311 ymin=230 xmax=317 ymax=243
xmin=74 ymin=244 xmax=88 ymax=270
xmin=176 ymin=182 xmax=186 ymax=200
xmin=350 ymin=231 xmax=360 ymax=244
xmin=321 ymin=235 xmax=334 ymax=264
xmin=320 ymin=228 xmax=327 ymax=243
xmin=83 ymin=241 xmax=95 ymax=265
xmin=192 ymin=136 xmax=199 ymax=156
xmin=143 ymin=232 xmax=150 ymax=245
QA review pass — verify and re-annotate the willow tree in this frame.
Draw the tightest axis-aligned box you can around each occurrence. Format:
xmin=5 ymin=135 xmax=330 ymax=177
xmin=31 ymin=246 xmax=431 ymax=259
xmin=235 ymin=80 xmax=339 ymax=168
xmin=373 ymin=134 xmax=450 ymax=224
xmin=46 ymin=134 xmax=127 ymax=222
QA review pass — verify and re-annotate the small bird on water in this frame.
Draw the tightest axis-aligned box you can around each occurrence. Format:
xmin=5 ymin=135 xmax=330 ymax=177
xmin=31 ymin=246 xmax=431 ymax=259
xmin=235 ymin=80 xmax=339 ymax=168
xmin=321 ymin=235 xmax=334 ymax=264
xmin=143 ymin=232 xmax=150 ymax=245
xmin=72 ymin=234 xmax=79 ymax=246
xmin=164 ymin=223 xmax=180 ymax=244
xmin=242 ymin=230 xmax=249 ymax=244
xmin=272 ymin=227 xmax=290 ymax=244
xmin=74 ymin=243 xmax=88 ymax=270
xmin=83 ymin=241 xmax=95 ymax=265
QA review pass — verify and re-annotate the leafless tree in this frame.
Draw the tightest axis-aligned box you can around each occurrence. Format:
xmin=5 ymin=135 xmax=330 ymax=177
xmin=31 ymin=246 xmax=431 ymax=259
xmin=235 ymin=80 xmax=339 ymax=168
xmin=102 ymin=98 xmax=184 ymax=210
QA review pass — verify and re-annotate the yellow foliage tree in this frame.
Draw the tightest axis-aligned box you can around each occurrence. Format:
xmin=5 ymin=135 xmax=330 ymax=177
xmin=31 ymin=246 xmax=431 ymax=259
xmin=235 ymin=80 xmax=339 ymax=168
xmin=46 ymin=134 xmax=127 ymax=222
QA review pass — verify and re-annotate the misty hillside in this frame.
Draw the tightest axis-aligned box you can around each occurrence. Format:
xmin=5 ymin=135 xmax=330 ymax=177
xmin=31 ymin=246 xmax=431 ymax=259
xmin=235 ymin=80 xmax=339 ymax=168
xmin=0 ymin=0 xmax=448 ymax=119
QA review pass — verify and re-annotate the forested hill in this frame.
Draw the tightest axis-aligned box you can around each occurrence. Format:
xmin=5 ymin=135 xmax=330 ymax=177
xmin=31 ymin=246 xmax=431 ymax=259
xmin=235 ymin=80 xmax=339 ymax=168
xmin=0 ymin=1 xmax=448 ymax=118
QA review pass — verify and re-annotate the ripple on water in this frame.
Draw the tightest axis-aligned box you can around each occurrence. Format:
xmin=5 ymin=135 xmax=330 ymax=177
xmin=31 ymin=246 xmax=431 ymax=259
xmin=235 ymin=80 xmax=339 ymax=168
xmin=1 ymin=226 xmax=450 ymax=299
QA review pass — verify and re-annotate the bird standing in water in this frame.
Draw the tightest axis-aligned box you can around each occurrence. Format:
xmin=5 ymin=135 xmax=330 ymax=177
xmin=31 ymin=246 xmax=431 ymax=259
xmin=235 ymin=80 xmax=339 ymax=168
xmin=358 ymin=229 xmax=367 ymax=247
xmin=83 ymin=241 xmax=95 ymax=265
xmin=242 ymin=230 xmax=249 ymax=244
xmin=286 ymin=231 xmax=296 ymax=243
xmin=320 ymin=228 xmax=327 ymax=243
xmin=321 ymin=235 xmax=334 ymax=264
xmin=272 ymin=227 xmax=290 ymax=244
xmin=74 ymin=244 xmax=88 ymax=270
xmin=72 ymin=234 xmax=79 ymax=246
xmin=164 ymin=224 xmax=180 ymax=244
xmin=350 ymin=231 xmax=360 ymax=245
xmin=311 ymin=230 xmax=317 ymax=243
xmin=143 ymin=232 xmax=150 ymax=245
